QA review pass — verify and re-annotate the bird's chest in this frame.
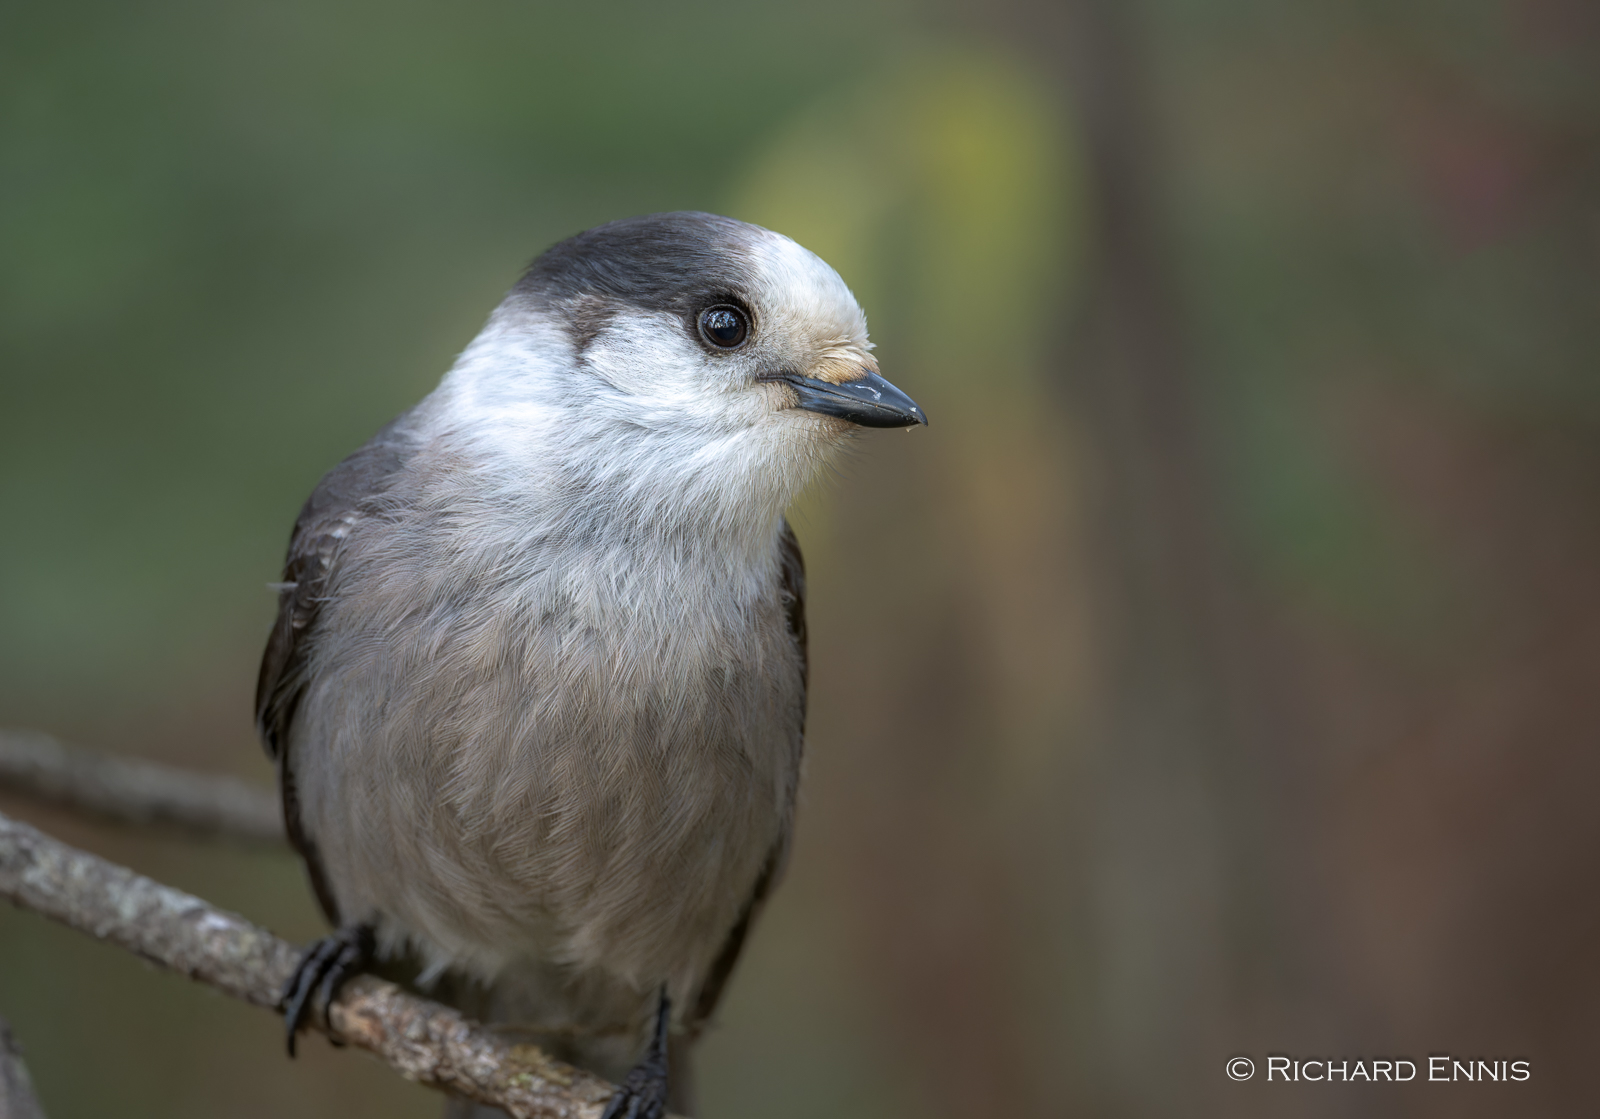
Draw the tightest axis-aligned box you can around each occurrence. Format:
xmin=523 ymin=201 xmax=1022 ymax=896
xmin=410 ymin=561 xmax=799 ymax=950
xmin=459 ymin=562 xmax=794 ymax=770
xmin=308 ymin=529 xmax=804 ymax=983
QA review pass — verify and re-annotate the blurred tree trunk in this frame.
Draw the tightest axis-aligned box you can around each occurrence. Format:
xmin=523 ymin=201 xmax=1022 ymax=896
xmin=982 ymin=1 xmax=1305 ymax=1113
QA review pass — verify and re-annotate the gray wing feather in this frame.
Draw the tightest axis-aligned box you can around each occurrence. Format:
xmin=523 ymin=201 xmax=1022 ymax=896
xmin=689 ymin=518 xmax=807 ymax=1030
xmin=255 ymin=419 xmax=415 ymax=924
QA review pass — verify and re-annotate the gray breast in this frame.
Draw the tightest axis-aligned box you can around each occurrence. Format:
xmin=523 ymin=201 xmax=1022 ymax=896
xmin=283 ymin=461 xmax=805 ymax=1014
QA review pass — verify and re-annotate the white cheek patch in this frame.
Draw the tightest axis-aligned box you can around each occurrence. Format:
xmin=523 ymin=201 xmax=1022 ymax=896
xmin=584 ymin=311 xmax=702 ymax=397
xmin=441 ymin=310 xmax=571 ymax=436
xmin=581 ymin=311 xmax=771 ymax=433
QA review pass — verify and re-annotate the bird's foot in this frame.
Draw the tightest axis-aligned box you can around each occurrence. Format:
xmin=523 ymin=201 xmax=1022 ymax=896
xmin=280 ymin=923 xmax=374 ymax=1057
xmin=599 ymin=991 xmax=672 ymax=1119
xmin=599 ymin=1057 xmax=670 ymax=1119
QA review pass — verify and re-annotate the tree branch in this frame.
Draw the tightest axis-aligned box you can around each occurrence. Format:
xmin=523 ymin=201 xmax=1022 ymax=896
xmin=0 ymin=731 xmax=285 ymax=846
xmin=0 ymin=808 xmax=635 ymax=1119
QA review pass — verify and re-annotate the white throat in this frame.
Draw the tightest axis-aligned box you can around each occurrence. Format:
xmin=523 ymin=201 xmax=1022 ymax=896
xmin=420 ymin=305 xmax=832 ymax=574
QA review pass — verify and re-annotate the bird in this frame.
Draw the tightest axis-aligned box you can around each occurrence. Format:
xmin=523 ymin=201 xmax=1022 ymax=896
xmin=255 ymin=211 xmax=925 ymax=1118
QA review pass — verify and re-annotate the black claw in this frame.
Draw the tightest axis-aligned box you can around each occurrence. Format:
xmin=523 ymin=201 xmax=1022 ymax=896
xmin=281 ymin=924 xmax=374 ymax=1057
xmin=281 ymin=936 xmax=342 ymax=1056
xmin=599 ymin=989 xmax=672 ymax=1119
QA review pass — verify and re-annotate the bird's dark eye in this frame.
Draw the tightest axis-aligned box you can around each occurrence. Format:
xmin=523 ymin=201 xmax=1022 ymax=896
xmin=698 ymin=305 xmax=749 ymax=349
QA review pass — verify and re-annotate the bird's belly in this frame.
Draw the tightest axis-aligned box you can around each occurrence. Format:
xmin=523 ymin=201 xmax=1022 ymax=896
xmin=296 ymin=604 xmax=802 ymax=1006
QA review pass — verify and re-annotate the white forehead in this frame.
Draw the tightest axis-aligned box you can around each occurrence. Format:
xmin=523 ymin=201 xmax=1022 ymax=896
xmin=742 ymin=228 xmax=870 ymax=349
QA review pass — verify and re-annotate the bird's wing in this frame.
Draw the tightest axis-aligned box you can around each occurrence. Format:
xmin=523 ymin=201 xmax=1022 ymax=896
xmin=255 ymin=419 xmax=415 ymax=924
xmin=690 ymin=518 xmax=807 ymax=1031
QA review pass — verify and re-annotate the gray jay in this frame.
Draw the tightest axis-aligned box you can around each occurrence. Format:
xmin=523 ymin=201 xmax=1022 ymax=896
xmin=255 ymin=212 xmax=925 ymax=1118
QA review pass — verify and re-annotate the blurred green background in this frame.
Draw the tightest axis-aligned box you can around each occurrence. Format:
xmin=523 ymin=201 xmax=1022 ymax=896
xmin=2 ymin=0 xmax=1597 ymax=1116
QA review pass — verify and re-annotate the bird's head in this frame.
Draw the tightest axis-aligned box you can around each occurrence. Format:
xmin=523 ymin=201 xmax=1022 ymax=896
xmin=440 ymin=213 xmax=924 ymax=527
xmin=444 ymin=212 xmax=928 ymax=502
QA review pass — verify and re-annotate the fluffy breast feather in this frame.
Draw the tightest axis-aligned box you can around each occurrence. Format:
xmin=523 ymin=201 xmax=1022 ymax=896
xmin=286 ymin=455 xmax=805 ymax=1009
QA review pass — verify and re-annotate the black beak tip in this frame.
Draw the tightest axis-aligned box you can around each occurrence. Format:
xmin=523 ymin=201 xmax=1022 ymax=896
xmin=783 ymin=370 xmax=928 ymax=430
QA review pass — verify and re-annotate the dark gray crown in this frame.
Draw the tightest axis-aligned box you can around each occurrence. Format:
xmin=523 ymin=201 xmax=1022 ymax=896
xmin=516 ymin=213 xmax=766 ymax=350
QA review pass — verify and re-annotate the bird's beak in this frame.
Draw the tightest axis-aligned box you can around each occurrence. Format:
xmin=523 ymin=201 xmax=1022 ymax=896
xmin=778 ymin=370 xmax=928 ymax=428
